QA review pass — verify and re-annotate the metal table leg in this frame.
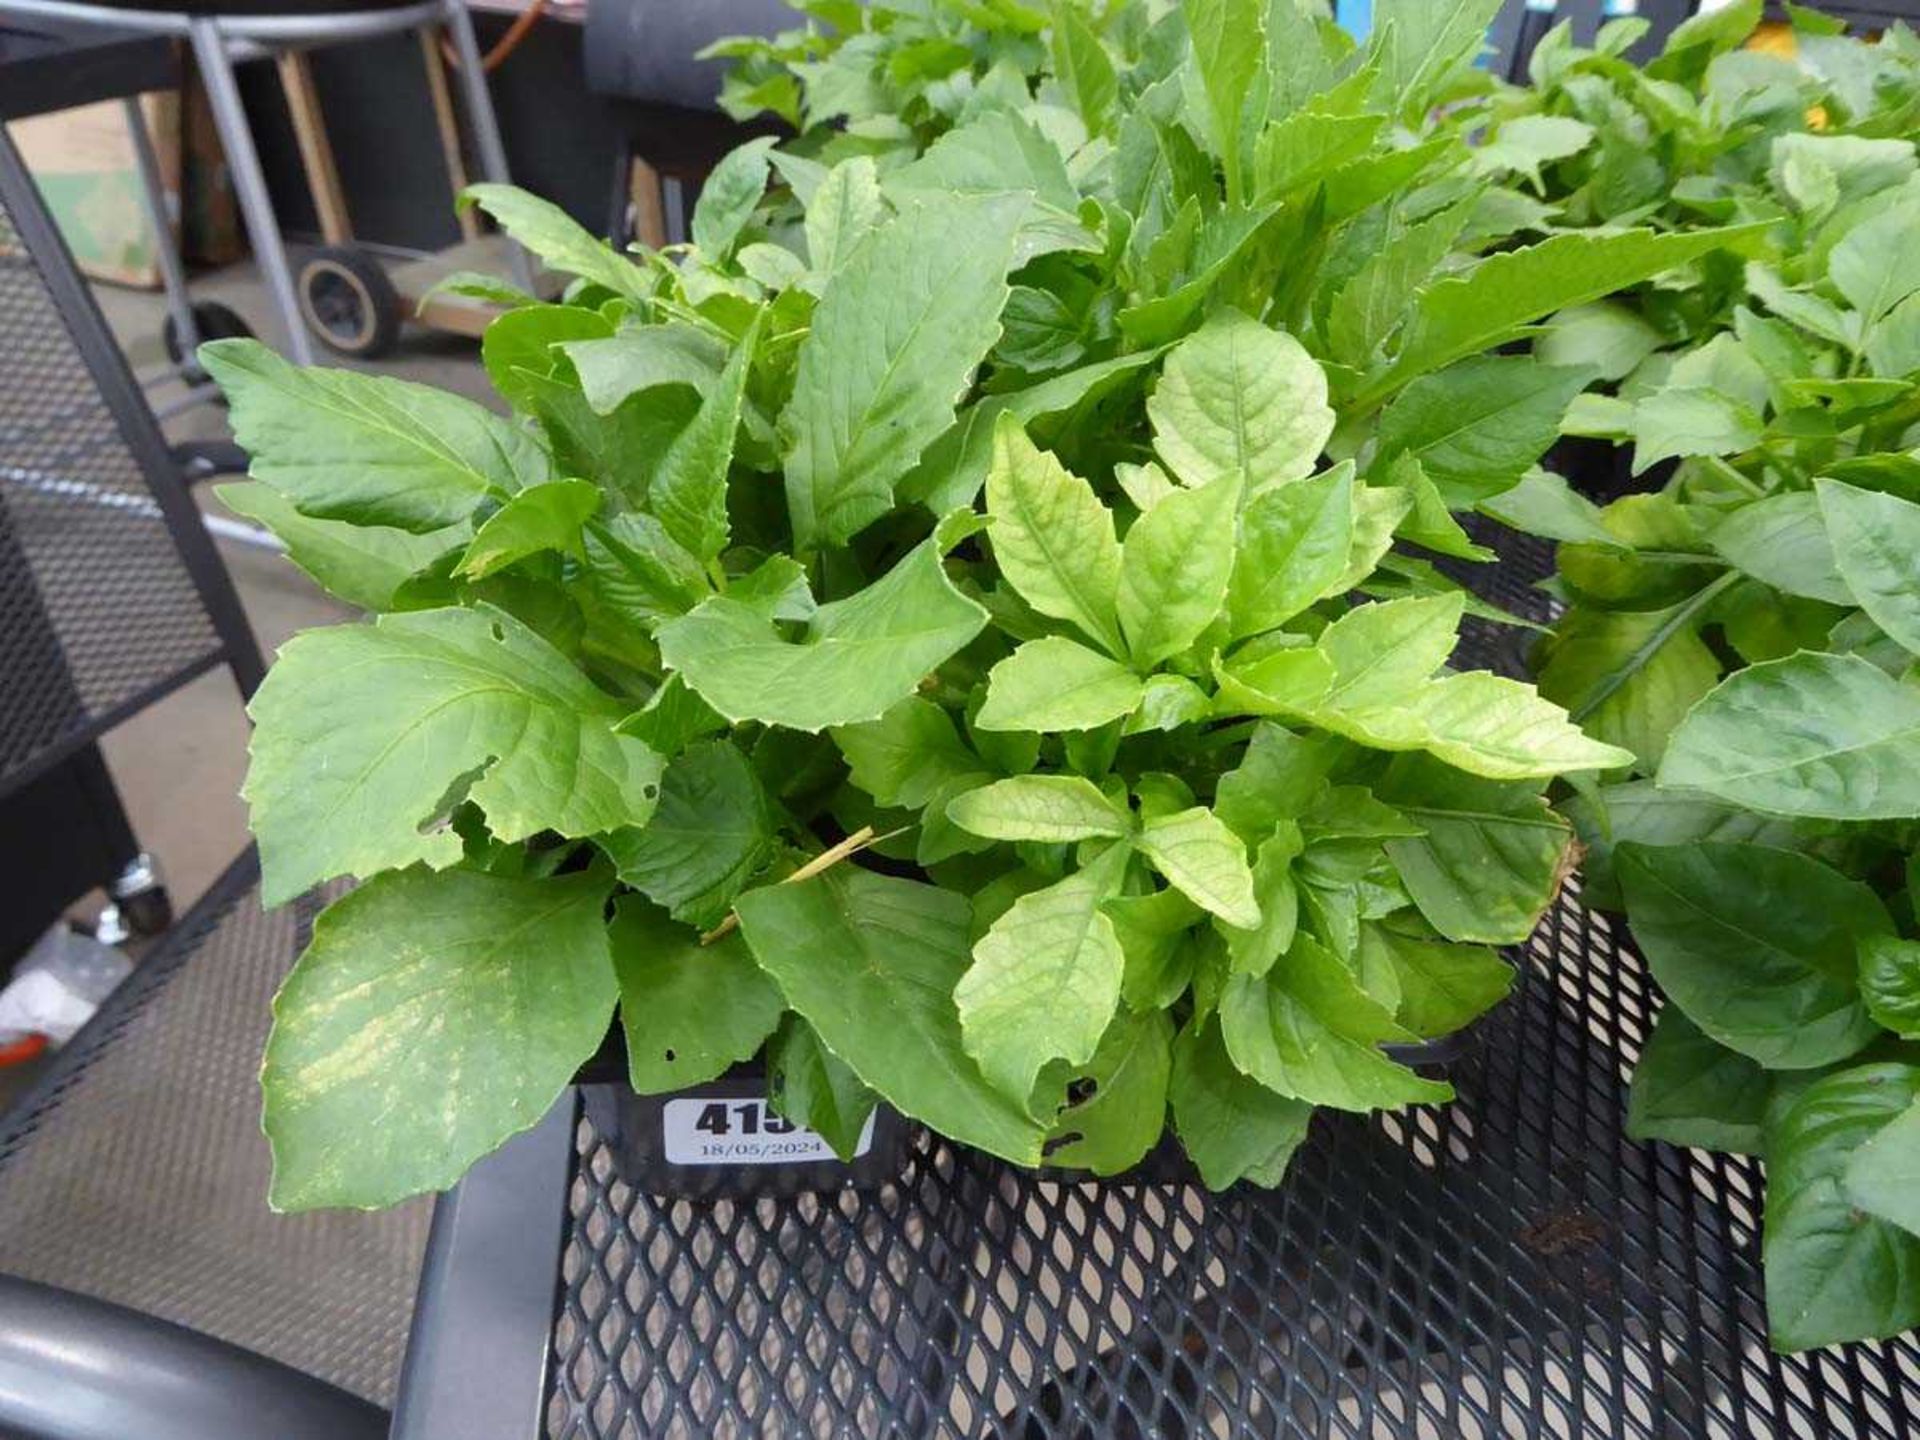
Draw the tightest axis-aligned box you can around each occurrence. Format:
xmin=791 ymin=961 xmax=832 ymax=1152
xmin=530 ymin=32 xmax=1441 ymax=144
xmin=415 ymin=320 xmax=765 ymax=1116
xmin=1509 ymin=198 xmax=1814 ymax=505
xmin=440 ymin=0 xmax=533 ymax=291
xmin=186 ymin=16 xmax=316 ymax=365
xmin=120 ymin=96 xmax=201 ymax=364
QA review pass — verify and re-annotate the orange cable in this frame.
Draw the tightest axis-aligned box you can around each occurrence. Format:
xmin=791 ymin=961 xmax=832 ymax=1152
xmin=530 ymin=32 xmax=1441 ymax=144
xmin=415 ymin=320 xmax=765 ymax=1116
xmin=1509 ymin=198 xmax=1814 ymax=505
xmin=439 ymin=0 xmax=550 ymax=75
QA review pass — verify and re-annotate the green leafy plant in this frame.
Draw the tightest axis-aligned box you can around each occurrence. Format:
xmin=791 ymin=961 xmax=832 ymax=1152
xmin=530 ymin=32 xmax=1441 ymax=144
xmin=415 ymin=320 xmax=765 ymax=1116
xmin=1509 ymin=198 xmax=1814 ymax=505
xmin=1507 ymin=11 xmax=1920 ymax=1353
xmin=1479 ymin=0 xmax=1920 ymax=371
xmin=203 ymin=0 xmax=1795 ymax=1215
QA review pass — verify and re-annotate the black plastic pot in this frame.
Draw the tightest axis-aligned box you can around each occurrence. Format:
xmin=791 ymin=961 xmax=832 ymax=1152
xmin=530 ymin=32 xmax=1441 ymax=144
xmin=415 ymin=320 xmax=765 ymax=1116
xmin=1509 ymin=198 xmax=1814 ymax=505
xmin=575 ymin=1021 xmax=1485 ymax=1199
xmin=579 ymin=1064 xmax=912 ymax=1201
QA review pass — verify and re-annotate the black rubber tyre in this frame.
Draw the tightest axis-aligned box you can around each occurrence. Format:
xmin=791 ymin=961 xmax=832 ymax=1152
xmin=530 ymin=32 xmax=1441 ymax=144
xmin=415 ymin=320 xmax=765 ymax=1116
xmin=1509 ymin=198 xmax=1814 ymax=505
xmin=116 ymin=884 xmax=174 ymax=938
xmin=162 ymin=301 xmax=252 ymax=378
xmin=297 ymin=245 xmax=402 ymax=358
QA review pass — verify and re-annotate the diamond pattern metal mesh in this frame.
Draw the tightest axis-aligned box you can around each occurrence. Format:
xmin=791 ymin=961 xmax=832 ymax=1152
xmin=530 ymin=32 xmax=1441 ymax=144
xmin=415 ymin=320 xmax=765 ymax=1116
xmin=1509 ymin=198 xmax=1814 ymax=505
xmin=0 ymin=184 xmax=221 ymax=792
xmin=0 ymin=859 xmax=432 ymax=1405
xmin=543 ymin=523 xmax=1920 ymax=1439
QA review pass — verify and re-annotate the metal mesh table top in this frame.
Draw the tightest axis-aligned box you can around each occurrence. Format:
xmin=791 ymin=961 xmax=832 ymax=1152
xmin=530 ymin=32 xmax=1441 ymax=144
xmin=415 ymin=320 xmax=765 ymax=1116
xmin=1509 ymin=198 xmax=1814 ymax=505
xmin=537 ymin=528 xmax=1920 ymax=1439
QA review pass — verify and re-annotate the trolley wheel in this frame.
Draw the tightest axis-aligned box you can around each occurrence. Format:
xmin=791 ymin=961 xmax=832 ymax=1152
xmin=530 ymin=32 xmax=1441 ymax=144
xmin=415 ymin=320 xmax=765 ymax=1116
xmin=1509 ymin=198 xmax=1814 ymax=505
xmin=163 ymin=301 xmax=253 ymax=379
xmin=163 ymin=299 xmax=253 ymax=368
xmin=297 ymin=246 xmax=401 ymax=358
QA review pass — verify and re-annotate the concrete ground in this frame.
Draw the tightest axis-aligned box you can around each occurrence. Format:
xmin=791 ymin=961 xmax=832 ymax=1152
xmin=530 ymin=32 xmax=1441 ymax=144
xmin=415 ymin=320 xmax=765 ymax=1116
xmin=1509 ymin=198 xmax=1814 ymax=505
xmin=88 ymin=260 xmax=499 ymax=916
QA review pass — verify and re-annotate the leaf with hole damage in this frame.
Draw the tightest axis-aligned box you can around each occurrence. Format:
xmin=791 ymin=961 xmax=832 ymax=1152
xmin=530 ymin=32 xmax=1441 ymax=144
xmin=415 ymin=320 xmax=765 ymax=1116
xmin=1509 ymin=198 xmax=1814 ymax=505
xmin=244 ymin=605 xmax=663 ymax=906
xmin=610 ymin=896 xmax=784 ymax=1093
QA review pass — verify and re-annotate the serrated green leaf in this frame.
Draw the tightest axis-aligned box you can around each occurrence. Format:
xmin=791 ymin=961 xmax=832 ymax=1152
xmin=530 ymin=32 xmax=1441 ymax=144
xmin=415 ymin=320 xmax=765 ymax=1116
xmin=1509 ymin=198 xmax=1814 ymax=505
xmin=766 ymin=1015 xmax=878 ymax=1161
xmin=1658 ymin=651 xmax=1920 ymax=820
xmin=1217 ymin=939 xmax=1450 ymax=1110
xmin=1537 ymin=302 xmax=1665 ymax=383
xmin=650 ymin=313 xmax=760 ymax=563
xmin=690 ymin=136 xmax=777 ymax=258
xmin=804 ymin=156 xmax=884 ymax=279
xmin=1119 ymin=470 xmax=1241 ymax=669
xmin=1536 ymin=586 xmax=1727 ymax=772
xmin=598 ymin=741 xmax=773 ymax=930
xmin=203 ymin=339 xmax=547 ymax=532
xmin=1136 ymin=807 xmax=1260 ymax=927
xmin=610 ymin=896 xmax=783 ymax=1092
xmin=479 ymin=303 xmax=612 ymax=413
xmin=657 ymin=529 xmax=987 ymax=732
xmin=1359 ymin=919 xmax=1513 ymax=1040
xmin=1817 ymin=479 xmax=1920 ymax=654
xmin=946 ymin=775 xmax=1133 ymax=842
xmin=977 ymin=636 xmax=1145 ymax=732
xmin=985 ymin=418 xmax=1124 ymax=655
xmin=1473 ymin=114 xmax=1596 ymax=188
xmin=1712 ymin=492 xmax=1853 ymax=605
xmin=883 ymin=110 xmax=1080 ymax=216
xmin=1378 ymin=755 xmax=1572 ymax=945
xmin=1050 ymin=2 xmax=1118 ymax=134
xmin=783 ymin=192 xmax=1025 ymax=547
xmin=1169 ymin=1016 xmax=1314 ymax=1189
xmin=1861 ymin=935 xmax=1920 ymax=1040
xmin=1185 ymin=0 xmax=1264 ymax=199
xmin=1630 ymin=387 xmax=1764 ymax=473
xmin=901 ymin=352 xmax=1164 ymax=514
xmin=461 ymin=183 xmax=650 ymax=301
xmin=1371 ymin=226 xmax=1766 ymax=400
xmin=262 ymin=866 xmax=616 ymax=1210
xmin=245 ymin=606 xmax=663 ymax=906
xmin=214 ymin=481 xmax=464 ymax=612
xmin=1254 ymin=110 xmax=1386 ymax=200
xmin=1830 ymin=196 xmax=1920 ymax=325
xmin=459 ymin=479 xmax=602 ymax=579
xmin=579 ymin=512 xmax=708 ymax=630
xmin=833 ymin=697 xmax=984 ymax=809
xmin=1478 ymin=469 xmax=1618 ymax=547
xmin=1221 ymin=827 xmax=1302 ymax=977
xmin=1225 ymin=607 xmax=1635 ymax=780
xmin=1376 ymin=357 xmax=1592 ymax=506
xmin=1767 ymin=1063 xmax=1920 ymax=1351
xmin=1618 ymin=842 xmax=1885 ymax=1069
xmin=958 ymin=845 xmax=1130 ymax=1108
xmin=1844 ymin=1100 xmax=1920 ymax=1240
xmin=562 ymin=324 xmax=725 ymax=416
xmin=1046 ymin=1007 xmax=1173 ymax=1174
xmin=1368 ymin=0 xmax=1504 ymax=119
xmin=735 ymin=868 xmax=1046 ymax=1165
xmin=1148 ymin=310 xmax=1334 ymax=491
xmin=1627 ymin=1005 xmax=1771 ymax=1156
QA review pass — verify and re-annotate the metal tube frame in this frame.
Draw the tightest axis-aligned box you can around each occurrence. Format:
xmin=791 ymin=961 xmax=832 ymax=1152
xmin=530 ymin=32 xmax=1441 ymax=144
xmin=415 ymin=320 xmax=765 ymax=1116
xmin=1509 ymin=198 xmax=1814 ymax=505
xmin=119 ymin=95 xmax=201 ymax=362
xmin=2 ymin=0 xmax=527 ymax=365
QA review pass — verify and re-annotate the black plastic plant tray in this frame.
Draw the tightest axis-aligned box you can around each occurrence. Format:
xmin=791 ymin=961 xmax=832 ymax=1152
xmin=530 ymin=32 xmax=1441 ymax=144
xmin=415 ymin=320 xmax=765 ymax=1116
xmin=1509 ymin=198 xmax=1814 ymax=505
xmin=573 ymin=1020 xmax=1484 ymax=1200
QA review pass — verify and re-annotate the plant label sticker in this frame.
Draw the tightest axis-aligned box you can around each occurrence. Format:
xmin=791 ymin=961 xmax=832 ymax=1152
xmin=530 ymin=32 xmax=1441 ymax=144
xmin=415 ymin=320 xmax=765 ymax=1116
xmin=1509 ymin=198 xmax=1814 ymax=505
xmin=662 ymin=1097 xmax=874 ymax=1166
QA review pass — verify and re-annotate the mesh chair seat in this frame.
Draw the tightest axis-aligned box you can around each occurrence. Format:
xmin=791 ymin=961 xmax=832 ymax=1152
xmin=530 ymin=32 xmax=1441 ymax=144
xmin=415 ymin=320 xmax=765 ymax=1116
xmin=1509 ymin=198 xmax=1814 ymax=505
xmin=0 ymin=856 xmax=431 ymax=1405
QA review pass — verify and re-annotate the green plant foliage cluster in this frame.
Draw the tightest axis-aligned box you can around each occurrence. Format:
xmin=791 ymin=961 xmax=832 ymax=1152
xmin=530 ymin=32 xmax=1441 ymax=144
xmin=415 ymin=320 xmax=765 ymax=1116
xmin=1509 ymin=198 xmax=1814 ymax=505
xmin=1498 ymin=4 xmax=1920 ymax=1353
xmin=208 ymin=0 xmax=1787 ymax=1225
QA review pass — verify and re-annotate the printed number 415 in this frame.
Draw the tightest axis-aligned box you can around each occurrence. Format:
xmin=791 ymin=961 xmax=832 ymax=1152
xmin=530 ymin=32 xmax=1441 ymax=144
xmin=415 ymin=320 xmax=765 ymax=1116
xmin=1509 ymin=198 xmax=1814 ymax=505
xmin=693 ymin=1101 xmax=795 ymax=1137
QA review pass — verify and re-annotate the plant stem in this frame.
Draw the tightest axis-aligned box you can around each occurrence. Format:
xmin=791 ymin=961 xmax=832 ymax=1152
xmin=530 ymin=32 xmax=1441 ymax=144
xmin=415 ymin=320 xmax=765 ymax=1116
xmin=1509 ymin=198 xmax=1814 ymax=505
xmin=1701 ymin=454 xmax=1765 ymax=499
xmin=699 ymin=824 xmax=882 ymax=945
